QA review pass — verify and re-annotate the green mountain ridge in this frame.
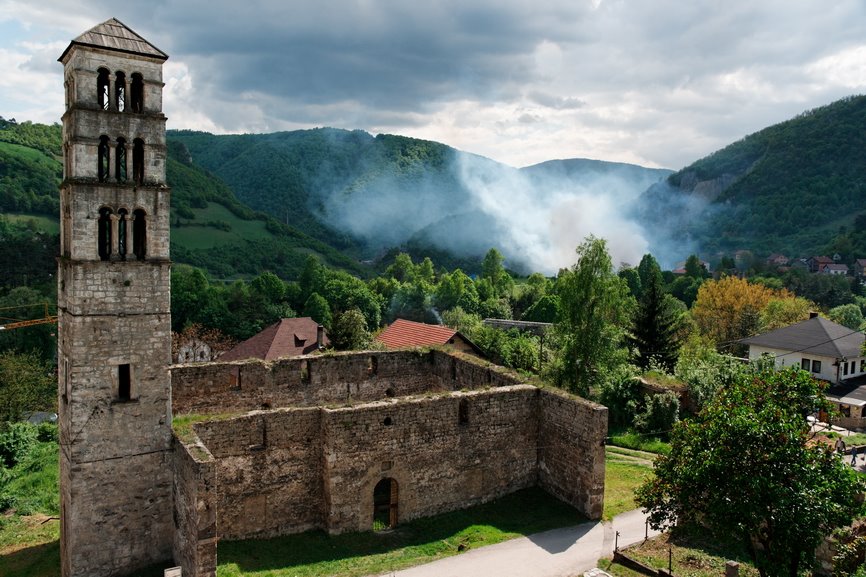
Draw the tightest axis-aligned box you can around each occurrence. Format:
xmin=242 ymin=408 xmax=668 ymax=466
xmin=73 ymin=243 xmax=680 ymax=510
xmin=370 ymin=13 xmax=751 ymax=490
xmin=638 ymin=94 xmax=866 ymax=260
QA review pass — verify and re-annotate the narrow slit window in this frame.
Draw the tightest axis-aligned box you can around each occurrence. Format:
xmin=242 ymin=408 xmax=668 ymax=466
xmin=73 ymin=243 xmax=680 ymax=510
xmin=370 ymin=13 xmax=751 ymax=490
xmin=114 ymin=71 xmax=126 ymax=112
xmin=97 ymin=68 xmax=110 ymax=110
xmin=115 ymin=138 xmax=127 ymax=182
xmin=130 ymin=73 xmax=144 ymax=113
xmin=458 ymin=398 xmax=469 ymax=425
xmin=118 ymin=364 xmax=131 ymax=401
xmin=132 ymin=138 xmax=144 ymax=184
xmin=132 ymin=208 xmax=147 ymax=260
xmin=98 ymin=136 xmax=110 ymax=182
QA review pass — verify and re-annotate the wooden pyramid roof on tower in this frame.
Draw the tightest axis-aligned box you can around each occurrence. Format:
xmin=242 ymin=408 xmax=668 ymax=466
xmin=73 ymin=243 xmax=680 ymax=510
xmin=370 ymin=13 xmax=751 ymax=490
xmin=59 ymin=18 xmax=168 ymax=62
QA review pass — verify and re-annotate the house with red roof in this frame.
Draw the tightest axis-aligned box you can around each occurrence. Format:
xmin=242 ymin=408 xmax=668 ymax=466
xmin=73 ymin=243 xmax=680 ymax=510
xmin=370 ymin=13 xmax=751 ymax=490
xmin=219 ymin=317 xmax=329 ymax=362
xmin=375 ymin=318 xmax=482 ymax=356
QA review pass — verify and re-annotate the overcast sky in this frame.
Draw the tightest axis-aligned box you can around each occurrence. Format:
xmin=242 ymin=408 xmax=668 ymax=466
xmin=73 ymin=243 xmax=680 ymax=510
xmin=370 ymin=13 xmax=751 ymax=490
xmin=2 ymin=0 xmax=865 ymax=170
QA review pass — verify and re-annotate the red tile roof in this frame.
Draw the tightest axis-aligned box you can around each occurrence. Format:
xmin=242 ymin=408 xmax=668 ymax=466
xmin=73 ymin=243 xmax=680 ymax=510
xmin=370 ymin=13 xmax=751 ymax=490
xmin=376 ymin=319 xmax=460 ymax=349
xmin=219 ymin=317 xmax=328 ymax=362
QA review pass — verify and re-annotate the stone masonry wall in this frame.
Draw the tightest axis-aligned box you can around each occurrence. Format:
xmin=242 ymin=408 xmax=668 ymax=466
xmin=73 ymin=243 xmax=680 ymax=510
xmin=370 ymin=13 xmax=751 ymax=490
xmin=173 ymin=438 xmax=217 ymax=577
xmin=193 ymin=408 xmax=324 ymax=540
xmin=171 ymin=350 xmax=517 ymax=415
xmin=537 ymin=388 xmax=607 ymax=520
xmin=60 ymin=447 xmax=174 ymax=577
xmin=171 ymin=351 xmax=607 ymax=577
xmin=323 ymin=385 xmax=539 ymax=534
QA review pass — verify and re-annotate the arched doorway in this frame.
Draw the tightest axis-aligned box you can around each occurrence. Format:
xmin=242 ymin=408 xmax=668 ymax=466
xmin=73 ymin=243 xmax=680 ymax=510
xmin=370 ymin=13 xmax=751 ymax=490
xmin=373 ymin=478 xmax=398 ymax=530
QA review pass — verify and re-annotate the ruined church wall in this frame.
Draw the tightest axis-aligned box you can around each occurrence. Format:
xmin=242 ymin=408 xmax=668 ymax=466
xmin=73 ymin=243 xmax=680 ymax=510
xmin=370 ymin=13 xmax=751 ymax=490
xmin=537 ymin=388 xmax=607 ymax=520
xmin=172 ymin=439 xmax=217 ymax=577
xmin=193 ymin=408 xmax=324 ymax=540
xmin=322 ymin=386 xmax=539 ymax=534
xmin=171 ymin=351 xmax=448 ymax=414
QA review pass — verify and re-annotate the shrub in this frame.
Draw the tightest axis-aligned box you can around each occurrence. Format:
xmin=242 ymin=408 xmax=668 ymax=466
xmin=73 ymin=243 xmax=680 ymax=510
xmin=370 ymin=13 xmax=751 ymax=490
xmin=0 ymin=422 xmax=37 ymax=468
xmin=36 ymin=421 xmax=58 ymax=443
xmin=633 ymin=391 xmax=679 ymax=437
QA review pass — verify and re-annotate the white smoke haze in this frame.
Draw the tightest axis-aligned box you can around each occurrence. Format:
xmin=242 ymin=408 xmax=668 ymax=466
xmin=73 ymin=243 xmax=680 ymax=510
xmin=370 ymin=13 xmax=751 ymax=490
xmin=455 ymin=154 xmax=652 ymax=273
xmin=317 ymin=148 xmax=672 ymax=275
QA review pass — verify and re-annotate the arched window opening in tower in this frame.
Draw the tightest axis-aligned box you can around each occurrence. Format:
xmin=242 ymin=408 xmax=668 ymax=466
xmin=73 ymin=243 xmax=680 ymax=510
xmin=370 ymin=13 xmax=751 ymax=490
xmin=132 ymin=208 xmax=147 ymax=260
xmin=132 ymin=138 xmax=144 ymax=184
xmin=98 ymin=207 xmax=112 ymax=261
xmin=98 ymin=136 xmax=110 ymax=182
xmin=118 ymin=208 xmax=129 ymax=259
xmin=97 ymin=68 xmax=110 ymax=110
xmin=115 ymin=138 xmax=127 ymax=183
xmin=130 ymin=73 xmax=144 ymax=113
xmin=114 ymin=71 xmax=126 ymax=112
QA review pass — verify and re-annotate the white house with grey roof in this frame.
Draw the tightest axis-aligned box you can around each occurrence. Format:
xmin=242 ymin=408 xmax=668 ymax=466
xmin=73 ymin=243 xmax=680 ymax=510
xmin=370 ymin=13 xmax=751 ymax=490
xmin=740 ymin=314 xmax=866 ymax=428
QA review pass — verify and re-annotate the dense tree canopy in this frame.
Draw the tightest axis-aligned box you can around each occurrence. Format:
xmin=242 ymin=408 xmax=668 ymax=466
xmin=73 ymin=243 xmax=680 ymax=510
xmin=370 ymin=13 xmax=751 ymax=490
xmin=637 ymin=367 xmax=863 ymax=577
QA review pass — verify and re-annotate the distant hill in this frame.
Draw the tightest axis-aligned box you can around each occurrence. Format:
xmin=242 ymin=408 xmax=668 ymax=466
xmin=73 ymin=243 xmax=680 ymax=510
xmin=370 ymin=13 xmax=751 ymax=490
xmin=169 ymin=129 xmax=670 ymax=272
xmin=637 ymin=94 xmax=866 ymax=260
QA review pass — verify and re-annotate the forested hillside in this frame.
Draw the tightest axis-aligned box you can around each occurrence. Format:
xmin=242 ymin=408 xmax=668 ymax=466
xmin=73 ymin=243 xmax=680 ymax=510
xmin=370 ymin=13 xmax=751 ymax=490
xmin=638 ymin=94 xmax=866 ymax=259
xmin=0 ymin=117 xmax=362 ymax=280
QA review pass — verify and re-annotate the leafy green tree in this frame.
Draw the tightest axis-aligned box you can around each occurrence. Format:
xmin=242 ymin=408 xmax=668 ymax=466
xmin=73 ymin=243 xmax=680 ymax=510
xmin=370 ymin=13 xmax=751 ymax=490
xmin=303 ymin=293 xmax=332 ymax=329
xmin=0 ymin=351 xmax=55 ymax=423
xmin=441 ymin=307 xmax=482 ymax=335
xmin=547 ymin=236 xmax=632 ymax=395
xmin=435 ymin=269 xmax=479 ymax=313
xmin=329 ymin=308 xmax=372 ymax=350
xmin=481 ymin=248 xmax=513 ymax=297
xmin=637 ymin=367 xmax=863 ymax=577
xmin=478 ymin=298 xmax=512 ymax=320
xmin=629 ymin=261 xmax=683 ymax=371
xmin=522 ymin=294 xmax=560 ymax=323
xmin=323 ymin=272 xmax=383 ymax=331
xmin=674 ymin=335 xmax=746 ymax=410
xmin=829 ymin=303 xmax=864 ymax=330
xmin=250 ymin=271 xmax=287 ymax=303
xmin=386 ymin=253 xmax=416 ymax=283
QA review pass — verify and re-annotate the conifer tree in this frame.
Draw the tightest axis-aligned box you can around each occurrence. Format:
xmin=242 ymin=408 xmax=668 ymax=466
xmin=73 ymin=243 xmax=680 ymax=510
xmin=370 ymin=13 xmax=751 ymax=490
xmin=629 ymin=258 xmax=682 ymax=370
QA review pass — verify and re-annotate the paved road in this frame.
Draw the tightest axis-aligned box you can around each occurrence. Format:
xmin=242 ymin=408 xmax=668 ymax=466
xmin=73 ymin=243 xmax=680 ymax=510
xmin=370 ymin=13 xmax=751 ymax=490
xmin=380 ymin=508 xmax=660 ymax=577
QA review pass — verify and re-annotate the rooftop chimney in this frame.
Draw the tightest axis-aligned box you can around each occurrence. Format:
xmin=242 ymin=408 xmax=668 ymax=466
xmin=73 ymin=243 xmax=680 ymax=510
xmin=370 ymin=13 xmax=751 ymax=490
xmin=317 ymin=324 xmax=325 ymax=349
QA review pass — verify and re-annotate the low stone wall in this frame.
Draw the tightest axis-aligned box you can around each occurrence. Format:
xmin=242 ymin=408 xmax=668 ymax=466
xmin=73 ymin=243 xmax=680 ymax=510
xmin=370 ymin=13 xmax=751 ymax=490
xmin=538 ymin=388 xmax=607 ymax=519
xmin=172 ymin=439 xmax=217 ymax=577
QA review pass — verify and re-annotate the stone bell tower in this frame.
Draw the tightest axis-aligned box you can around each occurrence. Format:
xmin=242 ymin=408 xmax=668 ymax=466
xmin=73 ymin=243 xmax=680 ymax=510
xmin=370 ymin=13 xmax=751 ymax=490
xmin=57 ymin=19 xmax=173 ymax=577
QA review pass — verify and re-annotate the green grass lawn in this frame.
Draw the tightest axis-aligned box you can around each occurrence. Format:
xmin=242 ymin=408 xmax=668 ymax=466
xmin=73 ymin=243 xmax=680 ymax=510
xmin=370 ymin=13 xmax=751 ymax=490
xmin=603 ymin=447 xmax=654 ymax=521
xmin=216 ymin=487 xmax=584 ymax=577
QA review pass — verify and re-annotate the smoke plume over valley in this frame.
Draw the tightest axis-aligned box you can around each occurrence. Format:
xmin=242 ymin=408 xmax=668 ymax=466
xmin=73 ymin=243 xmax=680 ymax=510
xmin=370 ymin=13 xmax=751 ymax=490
xmin=315 ymin=146 xmax=673 ymax=274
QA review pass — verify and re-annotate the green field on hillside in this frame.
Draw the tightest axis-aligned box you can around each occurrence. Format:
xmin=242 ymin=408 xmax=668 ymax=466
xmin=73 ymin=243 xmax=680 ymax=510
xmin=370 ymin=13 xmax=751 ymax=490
xmin=171 ymin=203 xmax=273 ymax=249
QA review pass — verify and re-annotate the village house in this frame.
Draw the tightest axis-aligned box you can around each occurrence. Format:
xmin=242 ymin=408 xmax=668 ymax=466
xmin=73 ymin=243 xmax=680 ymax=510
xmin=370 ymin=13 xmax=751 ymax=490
xmin=739 ymin=314 xmax=866 ymax=429
xmin=218 ymin=317 xmax=329 ymax=362
xmin=808 ymin=256 xmax=835 ymax=273
xmin=376 ymin=318 xmax=482 ymax=356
